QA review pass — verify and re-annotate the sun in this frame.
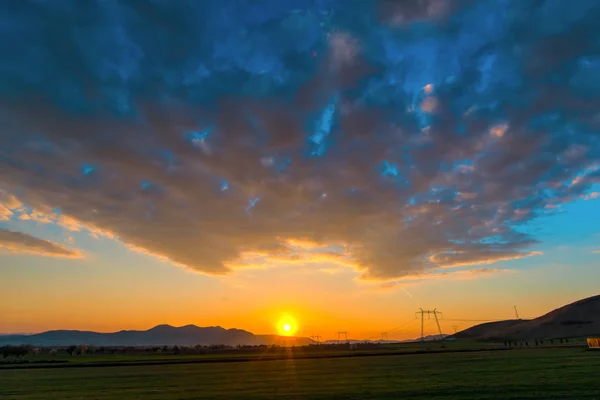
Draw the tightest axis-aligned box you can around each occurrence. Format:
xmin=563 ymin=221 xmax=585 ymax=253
xmin=277 ymin=315 xmax=298 ymax=336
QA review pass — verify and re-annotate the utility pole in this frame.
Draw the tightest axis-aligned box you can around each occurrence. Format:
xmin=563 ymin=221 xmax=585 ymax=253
xmin=433 ymin=308 xmax=443 ymax=340
xmin=514 ymin=306 xmax=520 ymax=320
xmin=337 ymin=331 xmax=348 ymax=343
xmin=416 ymin=309 xmax=444 ymax=341
xmin=452 ymin=325 xmax=458 ymax=334
xmin=380 ymin=332 xmax=388 ymax=342
xmin=310 ymin=335 xmax=322 ymax=343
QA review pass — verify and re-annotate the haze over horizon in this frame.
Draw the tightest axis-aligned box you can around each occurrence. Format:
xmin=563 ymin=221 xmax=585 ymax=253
xmin=1 ymin=0 xmax=599 ymax=341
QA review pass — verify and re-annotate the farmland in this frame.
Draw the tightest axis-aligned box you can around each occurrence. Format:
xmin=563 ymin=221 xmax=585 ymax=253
xmin=2 ymin=346 xmax=599 ymax=399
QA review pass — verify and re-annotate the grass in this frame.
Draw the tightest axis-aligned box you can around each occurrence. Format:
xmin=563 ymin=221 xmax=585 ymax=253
xmin=0 ymin=340 xmax=504 ymax=368
xmin=2 ymin=347 xmax=600 ymax=399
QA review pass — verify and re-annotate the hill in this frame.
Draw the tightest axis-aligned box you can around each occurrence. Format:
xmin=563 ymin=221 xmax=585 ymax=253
xmin=0 ymin=325 xmax=313 ymax=347
xmin=452 ymin=320 xmax=528 ymax=340
xmin=453 ymin=294 xmax=600 ymax=341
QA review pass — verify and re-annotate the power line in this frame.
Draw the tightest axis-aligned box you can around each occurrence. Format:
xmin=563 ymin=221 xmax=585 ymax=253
xmin=415 ymin=308 xmax=444 ymax=341
xmin=443 ymin=318 xmax=500 ymax=322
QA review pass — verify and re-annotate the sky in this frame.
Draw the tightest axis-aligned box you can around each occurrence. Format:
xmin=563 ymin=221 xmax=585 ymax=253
xmin=0 ymin=0 xmax=599 ymax=340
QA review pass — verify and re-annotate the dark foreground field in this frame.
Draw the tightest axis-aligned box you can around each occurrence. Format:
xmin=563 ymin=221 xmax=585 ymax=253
xmin=2 ymin=348 xmax=599 ymax=400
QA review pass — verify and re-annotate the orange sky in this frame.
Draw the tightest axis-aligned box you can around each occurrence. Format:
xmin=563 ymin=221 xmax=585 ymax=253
xmin=2 ymin=233 xmax=598 ymax=339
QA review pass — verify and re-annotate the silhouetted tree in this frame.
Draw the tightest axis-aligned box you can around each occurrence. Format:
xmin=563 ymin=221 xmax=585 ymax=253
xmin=66 ymin=346 xmax=77 ymax=356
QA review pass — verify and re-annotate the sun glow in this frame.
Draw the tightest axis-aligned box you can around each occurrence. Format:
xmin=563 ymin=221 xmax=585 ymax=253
xmin=277 ymin=315 xmax=298 ymax=336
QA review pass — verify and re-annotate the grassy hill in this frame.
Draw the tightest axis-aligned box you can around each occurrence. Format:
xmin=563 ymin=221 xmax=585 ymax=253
xmin=452 ymin=294 xmax=600 ymax=341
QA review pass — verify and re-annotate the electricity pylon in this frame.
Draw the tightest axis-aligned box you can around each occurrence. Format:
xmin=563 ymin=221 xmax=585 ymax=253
xmin=337 ymin=331 xmax=348 ymax=343
xmin=514 ymin=306 xmax=520 ymax=320
xmin=415 ymin=308 xmax=444 ymax=341
xmin=380 ymin=332 xmax=388 ymax=341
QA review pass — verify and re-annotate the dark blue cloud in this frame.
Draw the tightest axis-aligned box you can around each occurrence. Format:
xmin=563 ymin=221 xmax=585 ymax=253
xmin=1 ymin=0 xmax=599 ymax=278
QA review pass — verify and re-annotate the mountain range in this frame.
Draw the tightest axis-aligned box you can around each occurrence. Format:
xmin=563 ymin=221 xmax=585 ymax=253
xmin=3 ymin=294 xmax=598 ymax=346
xmin=0 ymin=324 xmax=313 ymax=347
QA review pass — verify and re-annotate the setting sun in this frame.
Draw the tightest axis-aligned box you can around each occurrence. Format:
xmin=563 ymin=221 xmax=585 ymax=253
xmin=277 ymin=315 xmax=298 ymax=336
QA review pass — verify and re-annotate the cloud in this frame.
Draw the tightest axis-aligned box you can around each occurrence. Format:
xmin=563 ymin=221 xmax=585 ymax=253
xmin=0 ymin=205 xmax=13 ymax=222
xmin=430 ymin=251 xmax=543 ymax=269
xmin=0 ymin=190 xmax=22 ymax=221
xmin=0 ymin=191 xmax=22 ymax=210
xmin=0 ymin=229 xmax=83 ymax=259
xmin=1 ymin=0 xmax=599 ymax=279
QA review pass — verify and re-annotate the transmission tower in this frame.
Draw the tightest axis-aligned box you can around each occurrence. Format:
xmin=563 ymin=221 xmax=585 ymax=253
xmin=514 ymin=305 xmax=520 ymax=320
xmin=452 ymin=325 xmax=458 ymax=334
xmin=337 ymin=331 xmax=348 ymax=343
xmin=380 ymin=332 xmax=388 ymax=341
xmin=415 ymin=308 xmax=444 ymax=341
xmin=309 ymin=335 xmax=322 ymax=343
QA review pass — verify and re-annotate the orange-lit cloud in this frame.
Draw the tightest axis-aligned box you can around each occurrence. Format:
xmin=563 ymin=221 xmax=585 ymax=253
xmin=490 ymin=124 xmax=508 ymax=138
xmin=430 ymin=250 xmax=543 ymax=268
xmin=0 ymin=190 xmax=23 ymax=210
xmin=0 ymin=204 xmax=13 ymax=222
xmin=420 ymin=96 xmax=438 ymax=112
xmin=0 ymin=229 xmax=83 ymax=259
xmin=583 ymin=192 xmax=599 ymax=200
xmin=1 ymin=191 xmax=117 ymax=240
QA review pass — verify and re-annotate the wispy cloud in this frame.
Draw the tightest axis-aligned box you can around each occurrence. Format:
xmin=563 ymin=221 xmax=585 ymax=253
xmin=430 ymin=251 xmax=543 ymax=269
xmin=0 ymin=229 xmax=83 ymax=259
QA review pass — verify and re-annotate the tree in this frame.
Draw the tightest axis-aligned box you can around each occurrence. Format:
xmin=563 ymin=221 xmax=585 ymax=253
xmin=66 ymin=346 xmax=77 ymax=356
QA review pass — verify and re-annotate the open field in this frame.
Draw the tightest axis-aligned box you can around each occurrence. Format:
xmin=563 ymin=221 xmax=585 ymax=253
xmin=0 ymin=340 xmax=509 ymax=369
xmin=2 ymin=347 xmax=600 ymax=400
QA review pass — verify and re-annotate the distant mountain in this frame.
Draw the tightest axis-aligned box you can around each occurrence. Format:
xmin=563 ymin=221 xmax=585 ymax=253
xmin=411 ymin=334 xmax=449 ymax=342
xmin=0 ymin=325 xmax=313 ymax=347
xmin=451 ymin=294 xmax=600 ymax=341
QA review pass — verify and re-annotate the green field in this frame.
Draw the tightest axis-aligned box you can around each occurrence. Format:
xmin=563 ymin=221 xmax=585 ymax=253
xmin=2 ymin=347 xmax=599 ymax=399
